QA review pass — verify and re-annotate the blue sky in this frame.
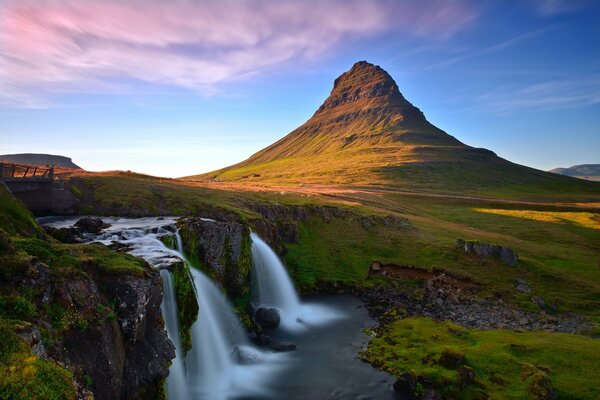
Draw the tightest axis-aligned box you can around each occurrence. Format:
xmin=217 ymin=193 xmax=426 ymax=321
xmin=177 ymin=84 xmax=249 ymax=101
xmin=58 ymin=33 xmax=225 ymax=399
xmin=1 ymin=0 xmax=599 ymax=177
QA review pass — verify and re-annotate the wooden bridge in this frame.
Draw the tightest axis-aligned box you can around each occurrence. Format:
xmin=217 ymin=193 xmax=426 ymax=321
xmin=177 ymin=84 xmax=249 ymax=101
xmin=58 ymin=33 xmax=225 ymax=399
xmin=0 ymin=162 xmax=54 ymax=182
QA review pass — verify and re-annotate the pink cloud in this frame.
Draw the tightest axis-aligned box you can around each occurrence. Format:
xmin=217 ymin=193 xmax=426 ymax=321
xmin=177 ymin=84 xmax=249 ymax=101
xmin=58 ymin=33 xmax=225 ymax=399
xmin=0 ymin=0 xmax=476 ymax=107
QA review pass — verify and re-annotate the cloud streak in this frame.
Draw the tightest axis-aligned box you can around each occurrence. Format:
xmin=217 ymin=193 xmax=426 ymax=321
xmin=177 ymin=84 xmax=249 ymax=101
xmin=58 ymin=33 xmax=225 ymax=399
xmin=0 ymin=0 xmax=475 ymax=107
xmin=477 ymin=75 xmax=600 ymax=113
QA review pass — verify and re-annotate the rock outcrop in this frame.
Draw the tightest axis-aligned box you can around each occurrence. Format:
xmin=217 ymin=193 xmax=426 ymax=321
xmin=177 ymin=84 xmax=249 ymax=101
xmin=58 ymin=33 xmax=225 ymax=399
xmin=177 ymin=217 xmax=252 ymax=297
xmin=0 ymin=249 xmax=174 ymax=400
xmin=455 ymin=239 xmax=518 ymax=266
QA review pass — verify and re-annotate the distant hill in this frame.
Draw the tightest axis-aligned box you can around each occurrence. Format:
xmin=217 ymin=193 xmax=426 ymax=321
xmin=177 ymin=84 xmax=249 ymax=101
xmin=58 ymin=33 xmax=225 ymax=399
xmin=550 ymin=164 xmax=600 ymax=181
xmin=186 ymin=61 xmax=599 ymax=197
xmin=0 ymin=153 xmax=81 ymax=169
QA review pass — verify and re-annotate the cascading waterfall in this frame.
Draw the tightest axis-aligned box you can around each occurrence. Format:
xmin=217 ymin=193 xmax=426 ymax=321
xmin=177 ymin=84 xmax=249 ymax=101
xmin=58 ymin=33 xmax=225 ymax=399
xmin=250 ymin=232 xmax=300 ymax=315
xmin=160 ymin=269 xmax=190 ymax=400
xmin=250 ymin=232 xmax=342 ymax=330
xmin=39 ymin=217 xmax=286 ymax=400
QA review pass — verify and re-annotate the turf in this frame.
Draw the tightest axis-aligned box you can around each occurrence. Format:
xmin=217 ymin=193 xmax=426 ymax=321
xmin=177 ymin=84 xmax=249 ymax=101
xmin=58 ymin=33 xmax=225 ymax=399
xmin=363 ymin=317 xmax=600 ymax=399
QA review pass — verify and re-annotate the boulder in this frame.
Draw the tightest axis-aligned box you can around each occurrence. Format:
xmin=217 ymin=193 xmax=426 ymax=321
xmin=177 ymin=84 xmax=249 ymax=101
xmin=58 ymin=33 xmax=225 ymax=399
xmin=75 ymin=217 xmax=111 ymax=234
xmin=456 ymin=239 xmax=518 ymax=266
xmin=269 ymin=341 xmax=296 ymax=352
xmin=255 ymin=307 xmax=281 ymax=330
xmin=43 ymin=225 xmax=82 ymax=243
xmin=516 ymin=278 xmax=532 ymax=294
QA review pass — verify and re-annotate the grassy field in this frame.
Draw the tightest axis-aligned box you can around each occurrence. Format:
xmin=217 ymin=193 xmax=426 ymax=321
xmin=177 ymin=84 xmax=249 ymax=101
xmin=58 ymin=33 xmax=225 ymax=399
xmin=362 ymin=317 xmax=600 ymax=399
xmin=60 ymin=173 xmax=600 ymax=320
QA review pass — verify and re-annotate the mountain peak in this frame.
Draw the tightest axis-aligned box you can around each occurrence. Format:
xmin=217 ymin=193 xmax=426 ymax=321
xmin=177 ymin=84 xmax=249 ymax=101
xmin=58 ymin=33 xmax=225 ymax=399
xmin=314 ymin=61 xmax=425 ymax=123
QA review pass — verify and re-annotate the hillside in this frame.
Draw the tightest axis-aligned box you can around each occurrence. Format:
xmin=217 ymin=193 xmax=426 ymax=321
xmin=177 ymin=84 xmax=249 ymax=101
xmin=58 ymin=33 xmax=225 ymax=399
xmin=0 ymin=153 xmax=81 ymax=169
xmin=550 ymin=164 xmax=600 ymax=181
xmin=188 ymin=62 xmax=600 ymax=198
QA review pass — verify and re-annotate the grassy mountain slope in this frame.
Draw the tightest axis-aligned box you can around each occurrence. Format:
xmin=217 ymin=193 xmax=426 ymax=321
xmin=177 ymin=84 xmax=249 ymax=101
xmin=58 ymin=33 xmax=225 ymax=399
xmin=186 ymin=61 xmax=600 ymax=198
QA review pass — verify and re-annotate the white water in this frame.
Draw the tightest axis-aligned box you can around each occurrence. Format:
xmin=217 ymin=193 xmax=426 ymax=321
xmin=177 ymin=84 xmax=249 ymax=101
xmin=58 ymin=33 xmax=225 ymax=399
xmin=39 ymin=217 xmax=288 ymax=400
xmin=250 ymin=233 xmax=343 ymax=331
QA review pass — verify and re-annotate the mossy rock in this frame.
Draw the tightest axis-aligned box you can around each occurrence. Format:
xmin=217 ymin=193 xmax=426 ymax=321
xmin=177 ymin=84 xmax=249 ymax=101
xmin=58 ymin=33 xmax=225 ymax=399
xmin=171 ymin=262 xmax=198 ymax=353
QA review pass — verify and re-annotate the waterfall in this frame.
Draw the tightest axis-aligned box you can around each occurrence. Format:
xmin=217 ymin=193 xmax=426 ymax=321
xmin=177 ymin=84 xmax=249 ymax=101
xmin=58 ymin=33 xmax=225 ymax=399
xmin=41 ymin=217 xmax=289 ymax=399
xmin=250 ymin=232 xmax=342 ymax=330
xmin=160 ymin=269 xmax=190 ymax=400
xmin=250 ymin=233 xmax=300 ymax=316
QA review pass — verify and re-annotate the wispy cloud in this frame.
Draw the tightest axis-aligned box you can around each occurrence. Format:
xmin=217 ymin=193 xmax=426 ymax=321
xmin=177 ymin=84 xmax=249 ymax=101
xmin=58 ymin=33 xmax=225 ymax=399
xmin=477 ymin=75 xmax=600 ymax=113
xmin=0 ymin=0 xmax=476 ymax=108
xmin=426 ymin=28 xmax=551 ymax=70
xmin=529 ymin=0 xmax=596 ymax=16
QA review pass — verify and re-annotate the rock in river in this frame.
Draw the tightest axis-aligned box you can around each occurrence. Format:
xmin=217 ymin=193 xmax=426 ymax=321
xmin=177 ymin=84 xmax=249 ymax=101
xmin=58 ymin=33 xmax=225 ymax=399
xmin=255 ymin=307 xmax=281 ymax=330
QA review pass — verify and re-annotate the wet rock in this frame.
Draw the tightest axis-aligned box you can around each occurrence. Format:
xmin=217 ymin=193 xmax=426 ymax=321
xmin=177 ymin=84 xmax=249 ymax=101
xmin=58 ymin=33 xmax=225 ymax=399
xmin=269 ymin=341 xmax=296 ymax=352
xmin=255 ymin=307 xmax=281 ymax=330
xmin=75 ymin=217 xmax=111 ymax=234
xmin=456 ymin=239 xmax=518 ymax=266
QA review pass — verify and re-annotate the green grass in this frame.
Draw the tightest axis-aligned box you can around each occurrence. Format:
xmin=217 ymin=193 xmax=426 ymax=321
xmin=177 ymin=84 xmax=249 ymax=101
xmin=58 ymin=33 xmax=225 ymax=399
xmin=0 ymin=320 xmax=77 ymax=400
xmin=0 ymin=185 xmax=40 ymax=237
xmin=363 ymin=317 xmax=600 ymax=399
xmin=11 ymin=238 xmax=149 ymax=277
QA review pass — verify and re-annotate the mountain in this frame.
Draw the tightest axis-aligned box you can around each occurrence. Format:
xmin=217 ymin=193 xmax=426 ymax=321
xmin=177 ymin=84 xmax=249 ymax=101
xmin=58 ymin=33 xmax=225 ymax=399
xmin=0 ymin=153 xmax=81 ymax=169
xmin=550 ymin=164 xmax=600 ymax=181
xmin=188 ymin=61 xmax=598 ymax=195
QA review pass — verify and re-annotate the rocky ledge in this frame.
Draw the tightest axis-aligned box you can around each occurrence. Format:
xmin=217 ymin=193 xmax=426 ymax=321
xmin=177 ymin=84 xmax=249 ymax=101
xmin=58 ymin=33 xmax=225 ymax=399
xmin=0 ymin=241 xmax=174 ymax=400
xmin=362 ymin=267 xmax=591 ymax=335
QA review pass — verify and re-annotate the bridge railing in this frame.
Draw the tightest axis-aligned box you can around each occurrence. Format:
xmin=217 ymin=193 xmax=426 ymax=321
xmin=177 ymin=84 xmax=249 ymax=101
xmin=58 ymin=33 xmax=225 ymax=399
xmin=0 ymin=162 xmax=54 ymax=181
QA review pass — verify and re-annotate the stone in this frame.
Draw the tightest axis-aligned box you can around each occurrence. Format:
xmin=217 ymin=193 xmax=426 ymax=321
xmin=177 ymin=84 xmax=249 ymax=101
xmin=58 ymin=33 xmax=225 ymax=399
xmin=255 ymin=307 xmax=281 ymax=330
xmin=456 ymin=239 xmax=518 ymax=266
xmin=269 ymin=341 xmax=296 ymax=352
xmin=516 ymin=278 xmax=531 ymax=294
xmin=75 ymin=217 xmax=111 ymax=234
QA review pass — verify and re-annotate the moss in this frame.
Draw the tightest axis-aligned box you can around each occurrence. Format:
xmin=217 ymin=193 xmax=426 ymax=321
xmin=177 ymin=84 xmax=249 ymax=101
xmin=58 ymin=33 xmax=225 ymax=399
xmin=69 ymin=185 xmax=82 ymax=199
xmin=171 ymin=263 xmax=198 ymax=353
xmin=0 ymin=295 xmax=37 ymax=321
xmin=0 ymin=320 xmax=77 ymax=400
xmin=0 ymin=185 xmax=40 ymax=238
xmin=160 ymin=234 xmax=176 ymax=250
xmin=362 ymin=317 xmax=600 ymax=399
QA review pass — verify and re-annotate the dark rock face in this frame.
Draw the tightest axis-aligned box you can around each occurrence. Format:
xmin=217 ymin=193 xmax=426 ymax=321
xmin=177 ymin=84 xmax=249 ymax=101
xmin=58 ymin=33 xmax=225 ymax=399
xmin=248 ymin=202 xmax=410 ymax=256
xmin=255 ymin=307 xmax=281 ymax=330
xmin=178 ymin=217 xmax=252 ymax=297
xmin=75 ymin=217 xmax=111 ymax=234
xmin=3 ymin=255 xmax=174 ymax=400
xmin=269 ymin=341 xmax=296 ymax=352
xmin=456 ymin=239 xmax=518 ymax=266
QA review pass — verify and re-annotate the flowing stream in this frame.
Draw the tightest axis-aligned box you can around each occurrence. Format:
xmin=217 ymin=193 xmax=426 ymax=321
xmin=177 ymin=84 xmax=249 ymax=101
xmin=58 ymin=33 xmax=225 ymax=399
xmin=38 ymin=217 xmax=395 ymax=399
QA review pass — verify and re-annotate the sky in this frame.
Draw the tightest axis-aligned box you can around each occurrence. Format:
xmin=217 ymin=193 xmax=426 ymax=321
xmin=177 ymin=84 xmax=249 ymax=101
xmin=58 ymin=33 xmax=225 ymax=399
xmin=0 ymin=0 xmax=599 ymax=178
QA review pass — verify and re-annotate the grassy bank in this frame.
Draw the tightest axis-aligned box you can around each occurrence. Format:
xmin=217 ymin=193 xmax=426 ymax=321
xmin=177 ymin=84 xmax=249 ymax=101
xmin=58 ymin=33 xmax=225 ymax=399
xmin=362 ymin=317 xmax=600 ymax=399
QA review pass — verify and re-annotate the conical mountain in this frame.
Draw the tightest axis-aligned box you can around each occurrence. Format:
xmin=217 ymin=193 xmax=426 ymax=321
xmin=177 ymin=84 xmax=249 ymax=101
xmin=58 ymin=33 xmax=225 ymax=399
xmin=189 ymin=61 xmax=595 ymax=194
